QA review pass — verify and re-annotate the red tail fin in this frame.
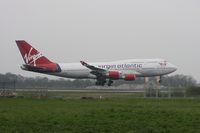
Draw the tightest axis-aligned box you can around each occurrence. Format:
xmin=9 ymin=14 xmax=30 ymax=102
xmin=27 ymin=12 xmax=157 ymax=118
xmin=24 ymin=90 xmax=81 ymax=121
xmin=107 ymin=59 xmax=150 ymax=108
xmin=16 ymin=40 xmax=61 ymax=73
xmin=16 ymin=40 xmax=53 ymax=66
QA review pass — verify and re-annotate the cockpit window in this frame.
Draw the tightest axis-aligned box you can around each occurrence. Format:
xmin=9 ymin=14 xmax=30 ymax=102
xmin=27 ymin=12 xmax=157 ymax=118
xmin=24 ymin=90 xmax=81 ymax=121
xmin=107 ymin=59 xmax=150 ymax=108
xmin=159 ymin=60 xmax=167 ymax=67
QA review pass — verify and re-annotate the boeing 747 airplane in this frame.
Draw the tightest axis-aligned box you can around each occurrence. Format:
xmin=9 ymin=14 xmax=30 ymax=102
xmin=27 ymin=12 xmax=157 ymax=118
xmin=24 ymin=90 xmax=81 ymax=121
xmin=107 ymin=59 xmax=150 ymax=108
xmin=16 ymin=40 xmax=177 ymax=86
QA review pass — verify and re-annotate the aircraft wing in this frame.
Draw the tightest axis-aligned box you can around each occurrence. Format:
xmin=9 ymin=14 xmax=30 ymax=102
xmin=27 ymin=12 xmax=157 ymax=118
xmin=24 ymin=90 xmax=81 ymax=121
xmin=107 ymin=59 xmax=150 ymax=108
xmin=80 ymin=61 xmax=106 ymax=71
xmin=80 ymin=61 xmax=141 ymax=77
xmin=80 ymin=61 xmax=107 ymax=77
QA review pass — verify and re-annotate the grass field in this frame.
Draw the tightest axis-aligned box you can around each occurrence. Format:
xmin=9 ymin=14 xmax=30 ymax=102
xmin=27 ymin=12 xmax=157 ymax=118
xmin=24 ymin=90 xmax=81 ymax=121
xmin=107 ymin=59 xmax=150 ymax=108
xmin=0 ymin=92 xmax=200 ymax=133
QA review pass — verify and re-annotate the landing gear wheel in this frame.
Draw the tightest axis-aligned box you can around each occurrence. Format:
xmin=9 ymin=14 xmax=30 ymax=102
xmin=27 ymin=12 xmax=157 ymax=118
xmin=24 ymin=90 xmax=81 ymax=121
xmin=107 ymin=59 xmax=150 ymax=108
xmin=107 ymin=80 xmax=113 ymax=86
xmin=159 ymin=76 xmax=162 ymax=84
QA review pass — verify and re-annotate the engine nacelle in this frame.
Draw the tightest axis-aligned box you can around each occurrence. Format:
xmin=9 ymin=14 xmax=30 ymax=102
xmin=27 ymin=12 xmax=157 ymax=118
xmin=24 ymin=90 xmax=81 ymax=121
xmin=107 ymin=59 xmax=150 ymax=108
xmin=124 ymin=74 xmax=136 ymax=81
xmin=107 ymin=71 xmax=121 ymax=79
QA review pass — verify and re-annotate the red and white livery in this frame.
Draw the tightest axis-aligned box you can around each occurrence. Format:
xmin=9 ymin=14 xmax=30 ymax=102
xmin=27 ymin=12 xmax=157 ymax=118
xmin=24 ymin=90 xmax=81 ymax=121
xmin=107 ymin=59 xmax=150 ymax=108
xmin=16 ymin=40 xmax=177 ymax=86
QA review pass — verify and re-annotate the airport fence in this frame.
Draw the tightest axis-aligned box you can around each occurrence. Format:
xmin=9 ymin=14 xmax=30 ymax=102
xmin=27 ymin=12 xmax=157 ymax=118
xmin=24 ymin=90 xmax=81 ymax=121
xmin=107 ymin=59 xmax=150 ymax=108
xmin=0 ymin=80 xmax=199 ymax=99
xmin=0 ymin=81 xmax=16 ymax=97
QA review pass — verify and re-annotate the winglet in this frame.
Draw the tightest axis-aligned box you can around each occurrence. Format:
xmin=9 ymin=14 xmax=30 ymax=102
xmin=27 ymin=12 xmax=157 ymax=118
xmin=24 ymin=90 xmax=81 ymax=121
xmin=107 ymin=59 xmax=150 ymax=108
xmin=80 ymin=61 xmax=88 ymax=66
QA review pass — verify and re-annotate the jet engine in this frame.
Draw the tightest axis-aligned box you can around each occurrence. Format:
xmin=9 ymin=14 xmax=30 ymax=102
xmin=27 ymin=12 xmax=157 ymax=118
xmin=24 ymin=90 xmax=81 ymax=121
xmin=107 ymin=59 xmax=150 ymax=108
xmin=107 ymin=71 xmax=121 ymax=79
xmin=123 ymin=74 xmax=136 ymax=81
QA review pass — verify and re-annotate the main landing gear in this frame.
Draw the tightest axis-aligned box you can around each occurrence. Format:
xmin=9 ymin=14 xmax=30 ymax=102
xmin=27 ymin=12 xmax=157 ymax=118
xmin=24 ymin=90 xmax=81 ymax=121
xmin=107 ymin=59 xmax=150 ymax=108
xmin=107 ymin=80 xmax=113 ymax=86
xmin=96 ymin=78 xmax=114 ymax=86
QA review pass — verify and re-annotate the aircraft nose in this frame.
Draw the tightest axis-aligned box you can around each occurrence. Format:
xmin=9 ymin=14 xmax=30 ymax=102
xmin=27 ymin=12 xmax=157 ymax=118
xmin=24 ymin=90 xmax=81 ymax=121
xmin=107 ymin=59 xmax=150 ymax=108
xmin=169 ymin=63 xmax=178 ymax=72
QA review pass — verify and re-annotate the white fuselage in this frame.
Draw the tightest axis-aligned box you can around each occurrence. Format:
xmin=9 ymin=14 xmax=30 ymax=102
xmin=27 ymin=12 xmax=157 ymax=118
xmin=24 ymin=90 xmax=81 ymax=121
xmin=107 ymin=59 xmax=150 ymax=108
xmin=51 ymin=59 xmax=177 ymax=79
xmin=16 ymin=40 xmax=178 ymax=86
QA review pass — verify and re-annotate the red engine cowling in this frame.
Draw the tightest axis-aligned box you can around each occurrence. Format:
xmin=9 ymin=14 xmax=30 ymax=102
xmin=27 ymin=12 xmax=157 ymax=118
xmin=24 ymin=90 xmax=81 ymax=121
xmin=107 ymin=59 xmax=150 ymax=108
xmin=124 ymin=74 xmax=136 ymax=81
xmin=107 ymin=71 xmax=120 ymax=79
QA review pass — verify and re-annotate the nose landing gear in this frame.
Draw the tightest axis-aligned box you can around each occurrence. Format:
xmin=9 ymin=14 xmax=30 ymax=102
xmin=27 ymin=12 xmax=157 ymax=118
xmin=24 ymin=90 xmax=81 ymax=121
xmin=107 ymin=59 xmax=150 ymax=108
xmin=144 ymin=76 xmax=162 ymax=98
xmin=157 ymin=76 xmax=162 ymax=84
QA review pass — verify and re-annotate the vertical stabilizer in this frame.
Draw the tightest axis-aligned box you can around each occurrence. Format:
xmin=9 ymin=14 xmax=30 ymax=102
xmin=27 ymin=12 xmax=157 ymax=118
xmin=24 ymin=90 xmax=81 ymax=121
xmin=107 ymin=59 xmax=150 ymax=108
xmin=16 ymin=40 xmax=61 ymax=72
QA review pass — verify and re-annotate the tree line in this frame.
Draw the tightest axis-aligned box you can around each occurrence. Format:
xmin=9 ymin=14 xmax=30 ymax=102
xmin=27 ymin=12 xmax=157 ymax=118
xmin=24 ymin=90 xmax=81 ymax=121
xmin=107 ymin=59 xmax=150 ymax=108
xmin=0 ymin=73 xmax=197 ymax=89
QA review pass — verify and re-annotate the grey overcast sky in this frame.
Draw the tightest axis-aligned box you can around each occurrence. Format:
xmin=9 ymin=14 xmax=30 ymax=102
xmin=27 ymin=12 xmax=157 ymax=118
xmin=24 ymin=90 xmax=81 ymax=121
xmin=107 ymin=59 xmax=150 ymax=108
xmin=0 ymin=0 xmax=200 ymax=81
